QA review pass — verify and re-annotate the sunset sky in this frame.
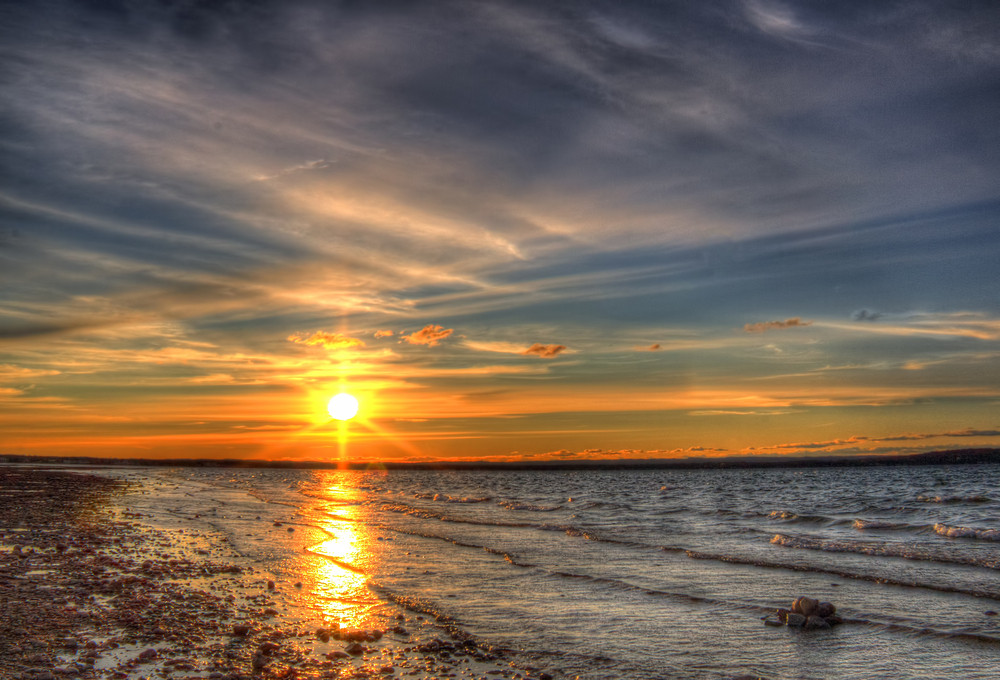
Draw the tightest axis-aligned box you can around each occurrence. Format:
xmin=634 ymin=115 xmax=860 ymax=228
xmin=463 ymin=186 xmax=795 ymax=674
xmin=2 ymin=0 xmax=999 ymax=462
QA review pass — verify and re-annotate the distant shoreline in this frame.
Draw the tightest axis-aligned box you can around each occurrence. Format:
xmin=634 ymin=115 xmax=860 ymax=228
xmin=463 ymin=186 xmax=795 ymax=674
xmin=2 ymin=447 xmax=998 ymax=471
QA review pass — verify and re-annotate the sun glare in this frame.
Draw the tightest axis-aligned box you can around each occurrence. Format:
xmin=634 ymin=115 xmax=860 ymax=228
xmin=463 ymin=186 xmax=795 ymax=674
xmin=328 ymin=393 xmax=359 ymax=421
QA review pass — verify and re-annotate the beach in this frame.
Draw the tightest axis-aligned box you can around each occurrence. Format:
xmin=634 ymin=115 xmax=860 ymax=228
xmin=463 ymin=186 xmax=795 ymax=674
xmin=0 ymin=468 xmax=536 ymax=680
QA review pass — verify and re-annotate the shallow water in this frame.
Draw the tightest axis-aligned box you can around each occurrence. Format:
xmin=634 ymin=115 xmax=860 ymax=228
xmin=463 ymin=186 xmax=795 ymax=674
xmin=104 ymin=464 xmax=1000 ymax=679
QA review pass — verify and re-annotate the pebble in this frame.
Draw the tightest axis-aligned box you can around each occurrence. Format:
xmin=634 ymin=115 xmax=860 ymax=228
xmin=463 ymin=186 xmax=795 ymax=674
xmin=785 ymin=613 xmax=806 ymax=627
xmin=792 ymin=597 xmax=819 ymax=617
xmin=805 ymin=615 xmax=831 ymax=630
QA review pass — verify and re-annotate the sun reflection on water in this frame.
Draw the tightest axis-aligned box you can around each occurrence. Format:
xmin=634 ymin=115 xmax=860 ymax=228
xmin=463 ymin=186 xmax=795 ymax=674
xmin=303 ymin=484 xmax=382 ymax=629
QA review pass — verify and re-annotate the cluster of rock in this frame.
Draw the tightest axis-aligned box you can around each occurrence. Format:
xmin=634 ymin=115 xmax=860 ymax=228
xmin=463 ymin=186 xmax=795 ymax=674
xmin=763 ymin=597 xmax=842 ymax=630
xmin=314 ymin=626 xmax=384 ymax=645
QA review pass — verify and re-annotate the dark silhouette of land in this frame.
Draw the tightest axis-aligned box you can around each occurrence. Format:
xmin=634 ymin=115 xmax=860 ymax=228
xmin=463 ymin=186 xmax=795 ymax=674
xmin=2 ymin=448 xmax=998 ymax=471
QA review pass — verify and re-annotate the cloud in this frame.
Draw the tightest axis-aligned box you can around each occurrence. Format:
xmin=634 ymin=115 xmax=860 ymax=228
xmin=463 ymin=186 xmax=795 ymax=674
xmin=744 ymin=0 xmax=809 ymax=38
xmin=852 ymin=309 xmax=884 ymax=322
xmin=744 ymin=318 xmax=813 ymax=333
xmin=635 ymin=343 xmax=661 ymax=351
xmin=830 ymin=312 xmax=1000 ymax=341
xmin=521 ymin=343 xmax=567 ymax=358
xmin=464 ymin=340 xmax=570 ymax=357
xmin=688 ymin=409 xmax=793 ymax=416
xmin=254 ymin=159 xmax=332 ymax=181
xmin=374 ymin=330 xmax=394 ymax=338
xmin=877 ymin=428 xmax=1000 ymax=441
xmin=288 ymin=331 xmax=366 ymax=350
xmin=759 ymin=428 xmax=1000 ymax=452
xmin=532 ymin=446 xmax=730 ymax=460
xmin=0 ymin=365 xmax=61 ymax=381
xmin=401 ymin=325 xmax=454 ymax=346
xmin=546 ymin=449 xmax=579 ymax=459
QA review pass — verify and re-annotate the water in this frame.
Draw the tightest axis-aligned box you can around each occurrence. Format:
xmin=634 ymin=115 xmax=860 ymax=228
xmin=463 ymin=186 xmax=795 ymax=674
xmin=107 ymin=464 xmax=1000 ymax=678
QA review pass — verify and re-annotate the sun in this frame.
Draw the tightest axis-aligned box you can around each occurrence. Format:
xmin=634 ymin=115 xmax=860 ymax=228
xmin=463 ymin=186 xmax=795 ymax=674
xmin=328 ymin=393 xmax=359 ymax=421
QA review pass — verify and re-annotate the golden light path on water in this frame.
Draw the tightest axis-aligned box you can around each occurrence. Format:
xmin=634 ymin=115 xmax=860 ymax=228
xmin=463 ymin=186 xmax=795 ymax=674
xmin=302 ymin=485 xmax=382 ymax=629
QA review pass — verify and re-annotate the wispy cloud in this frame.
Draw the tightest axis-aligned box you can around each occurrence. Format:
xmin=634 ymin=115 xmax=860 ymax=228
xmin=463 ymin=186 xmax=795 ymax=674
xmin=288 ymin=331 xmax=365 ymax=350
xmin=688 ymin=409 xmax=794 ymax=416
xmin=464 ymin=340 xmax=570 ymax=358
xmin=0 ymin=364 xmax=61 ymax=381
xmin=521 ymin=343 xmax=568 ymax=358
xmin=744 ymin=0 xmax=809 ymax=38
xmin=374 ymin=330 xmax=394 ymax=339
xmin=825 ymin=312 xmax=1000 ymax=341
xmin=744 ymin=318 xmax=812 ymax=333
xmin=757 ymin=428 xmax=1000 ymax=452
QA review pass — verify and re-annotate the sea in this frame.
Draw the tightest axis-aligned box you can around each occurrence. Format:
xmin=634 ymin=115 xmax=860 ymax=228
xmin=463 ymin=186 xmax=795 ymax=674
xmin=100 ymin=463 xmax=1000 ymax=679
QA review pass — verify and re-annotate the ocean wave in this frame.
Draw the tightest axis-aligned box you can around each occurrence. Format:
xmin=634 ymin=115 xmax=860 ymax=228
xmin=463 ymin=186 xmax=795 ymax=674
xmin=933 ymin=523 xmax=1000 ymax=541
xmin=414 ymin=493 xmax=492 ymax=503
xmin=770 ymin=533 xmax=1000 ymax=570
xmin=378 ymin=503 xmax=645 ymax=546
xmin=853 ymin=519 xmax=907 ymax=530
xmin=498 ymin=500 xmax=562 ymax=512
xmin=685 ymin=549 xmax=1000 ymax=601
xmin=758 ymin=510 xmax=831 ymax=524
xmin=538 ymin=524 xmax=584 ymax=537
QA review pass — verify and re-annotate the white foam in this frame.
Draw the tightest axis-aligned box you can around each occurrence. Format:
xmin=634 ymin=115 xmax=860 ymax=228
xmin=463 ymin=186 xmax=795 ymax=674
xmin=933 ymin=523 xmax=1000 ymax=541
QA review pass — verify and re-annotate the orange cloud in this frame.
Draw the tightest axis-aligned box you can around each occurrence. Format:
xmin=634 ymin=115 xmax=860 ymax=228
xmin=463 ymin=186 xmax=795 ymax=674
xmin=402 ymin=325 xmax=453 ymax=346
xmin=744 ymin=317 xmax=812 ymax=332
xmin=288 ymin=331 xmax=365 ymax=350
xmin=634 ymin=343 xmax=661 ymax=351
xmin=374 ymin=330 xmax=394 ymax=338
xmin=521 ymin=343 xmax=567 ymax=358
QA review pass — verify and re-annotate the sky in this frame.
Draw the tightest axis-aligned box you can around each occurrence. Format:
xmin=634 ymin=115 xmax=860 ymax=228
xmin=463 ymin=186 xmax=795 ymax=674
xmin=1 ymin=0 xmax=999 ymax=462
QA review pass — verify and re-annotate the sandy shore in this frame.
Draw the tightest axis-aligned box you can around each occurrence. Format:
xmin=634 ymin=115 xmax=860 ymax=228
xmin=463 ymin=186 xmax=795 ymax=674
xmin=0 ymin=468 xmax=555 ymax=680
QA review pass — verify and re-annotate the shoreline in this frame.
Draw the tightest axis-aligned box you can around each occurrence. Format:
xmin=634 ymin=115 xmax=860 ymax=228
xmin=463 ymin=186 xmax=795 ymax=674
xmin=0 ymin=467 xmax=552 ymax=680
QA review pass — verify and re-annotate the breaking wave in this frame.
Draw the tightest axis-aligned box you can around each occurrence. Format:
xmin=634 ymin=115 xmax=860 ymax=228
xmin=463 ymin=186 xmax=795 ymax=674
xmin=933 ymin=523 xmax=1000 ymax=541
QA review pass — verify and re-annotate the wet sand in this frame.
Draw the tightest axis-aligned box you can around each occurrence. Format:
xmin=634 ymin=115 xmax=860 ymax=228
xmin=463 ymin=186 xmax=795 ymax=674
xmin=0 ymin=468 xmax=553 ymax=680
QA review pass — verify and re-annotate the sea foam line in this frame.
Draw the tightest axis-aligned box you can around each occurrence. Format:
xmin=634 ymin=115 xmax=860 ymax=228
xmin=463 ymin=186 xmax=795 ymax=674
xmin=770 ymin=533 xmax=1000 ymax=570
xmin=684 ymin=549 xmax=1000 ymax=601
xmin=933 ymin=523 xmax=1000 ymax=541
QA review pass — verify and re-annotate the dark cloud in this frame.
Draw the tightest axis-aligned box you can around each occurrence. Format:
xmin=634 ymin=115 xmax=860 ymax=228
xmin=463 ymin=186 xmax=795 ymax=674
xmin=852 ymin=309 xmax=884 ymax=322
